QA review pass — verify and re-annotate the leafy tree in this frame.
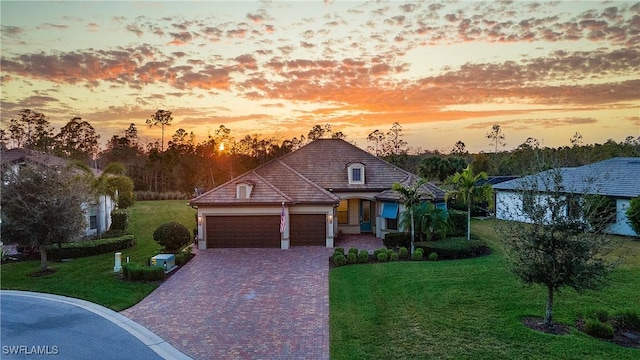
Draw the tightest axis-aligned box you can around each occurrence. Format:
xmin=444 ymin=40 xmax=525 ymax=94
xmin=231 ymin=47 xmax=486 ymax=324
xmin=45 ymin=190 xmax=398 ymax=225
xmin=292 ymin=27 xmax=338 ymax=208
xmin=418 ymin=156 xmax=467 ymax=182
xmin=450 ymin=140 xmax=467 ymax=155
xmin=486 ymin=124 xmax=506 ymax=153
xmin=445 ymin=166 xmax=492 ymax=240
xmin=400 ymin=203 xmax=450 ymax=242
xmin=1 ymin=163 xmax=91 ymax=271
xmin=146 ymin=109 xmax=173 ymax=151
xmin=54 ymin=117 xmax=100 ymax=162
xmin=499 ymin=170 xmax=615 ymax=327
xmin=392 ymin=179 xmax=431 ymax=253
xmin=7 ymin=109 xmax=55 ymax=151
xmin=625 ymin=196 xmax=640 ymax=236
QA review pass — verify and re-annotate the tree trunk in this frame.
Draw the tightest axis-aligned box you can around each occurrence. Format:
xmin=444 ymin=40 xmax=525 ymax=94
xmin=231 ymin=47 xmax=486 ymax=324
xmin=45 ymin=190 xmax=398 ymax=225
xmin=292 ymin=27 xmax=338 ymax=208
xmin=39 ymin=244 xmax=48 ymax=271
xmin=544 ymin=285 xmax=554 ymax=327
xmin=467 ymin=201 xmax=471 ymax=241
xmin=410 ymin=211 xmax=415 ymax=254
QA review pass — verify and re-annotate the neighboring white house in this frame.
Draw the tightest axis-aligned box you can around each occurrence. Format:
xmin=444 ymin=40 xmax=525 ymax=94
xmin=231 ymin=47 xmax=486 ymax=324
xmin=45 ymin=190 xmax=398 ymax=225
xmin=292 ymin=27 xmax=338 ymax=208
xmin=1 ymin=148 xmax=114 ymax=237
xmin=190 ymin=139 xmax=446 ymax=249
xmin=493 ymin=157 xmax=640 ymax=236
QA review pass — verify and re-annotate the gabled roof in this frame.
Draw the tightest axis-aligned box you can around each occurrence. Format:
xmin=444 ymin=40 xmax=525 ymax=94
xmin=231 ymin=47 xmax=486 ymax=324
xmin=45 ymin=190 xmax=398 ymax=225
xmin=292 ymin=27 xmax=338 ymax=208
xmin=493 ymin=157 xmax=640 ymax=198
xmin=2 ymin=148 xmax=68 ymax=168
xmin=191 ymin=139 xmax=445 ymax=206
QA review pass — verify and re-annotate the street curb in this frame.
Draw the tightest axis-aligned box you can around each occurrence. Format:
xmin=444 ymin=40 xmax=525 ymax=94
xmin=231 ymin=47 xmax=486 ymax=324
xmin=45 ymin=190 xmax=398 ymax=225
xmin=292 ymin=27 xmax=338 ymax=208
xmin=0 ymin=290 xmax=191 ymax=360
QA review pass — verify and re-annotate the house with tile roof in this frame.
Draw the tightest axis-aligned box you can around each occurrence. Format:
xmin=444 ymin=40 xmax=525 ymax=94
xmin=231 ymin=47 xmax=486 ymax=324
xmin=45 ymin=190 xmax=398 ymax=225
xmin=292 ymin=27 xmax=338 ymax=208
xmin=492 ymin=157 xmax=640 ymax=236
xmin=1 ymin=148 xmax=115 ymax=237
xmin=190 ymin=139 xmax=446 ymax=249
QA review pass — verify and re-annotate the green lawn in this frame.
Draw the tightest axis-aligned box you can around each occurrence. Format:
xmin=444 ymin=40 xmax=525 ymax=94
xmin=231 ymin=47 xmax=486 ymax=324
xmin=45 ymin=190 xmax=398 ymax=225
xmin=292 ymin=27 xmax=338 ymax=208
xmin=0 ymin=200 xmax=195 ymax=311
xmin=330 ymin=219 xmax=640 ymax=359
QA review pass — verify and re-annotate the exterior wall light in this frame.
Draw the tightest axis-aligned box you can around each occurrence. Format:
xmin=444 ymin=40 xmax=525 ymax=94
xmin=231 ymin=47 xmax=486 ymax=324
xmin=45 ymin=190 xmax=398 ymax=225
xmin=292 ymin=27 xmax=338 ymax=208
xmin=198 ymin=215 xmax=202 ymax=225
xmin=327 ymin=213 xmax=334 ymax=224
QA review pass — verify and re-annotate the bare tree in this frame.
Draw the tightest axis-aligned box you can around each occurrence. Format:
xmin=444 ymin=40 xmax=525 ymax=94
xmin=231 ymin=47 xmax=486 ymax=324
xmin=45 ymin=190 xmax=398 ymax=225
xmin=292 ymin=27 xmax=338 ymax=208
xmin=486 ymin=124 xmax=506 ymax=153
xmin=146 ymin=109 xmax=173 ymax=151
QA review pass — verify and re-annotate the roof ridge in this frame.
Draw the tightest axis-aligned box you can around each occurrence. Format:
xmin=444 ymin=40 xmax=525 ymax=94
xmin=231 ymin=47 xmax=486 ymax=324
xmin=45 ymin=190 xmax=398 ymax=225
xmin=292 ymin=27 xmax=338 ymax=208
xmin=275 ymin=159 xmax=340 ymax=201
xmin=250 ymin=170 xmax=296 ymax=203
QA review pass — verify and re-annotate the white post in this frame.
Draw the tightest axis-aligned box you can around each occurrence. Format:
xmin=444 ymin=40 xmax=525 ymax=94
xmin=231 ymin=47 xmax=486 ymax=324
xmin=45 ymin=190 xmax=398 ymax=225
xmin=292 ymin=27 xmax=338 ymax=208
xmin=114 ymin=252 xmax=122 ymax=272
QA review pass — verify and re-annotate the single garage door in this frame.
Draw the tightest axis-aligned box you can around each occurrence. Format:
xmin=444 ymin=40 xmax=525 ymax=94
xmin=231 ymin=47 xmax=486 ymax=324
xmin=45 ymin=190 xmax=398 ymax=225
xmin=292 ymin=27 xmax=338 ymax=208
xmin=290 ymin=214 xmax=326 ymax=246
xmin=206 ymin=215 xmax=280 ymax=248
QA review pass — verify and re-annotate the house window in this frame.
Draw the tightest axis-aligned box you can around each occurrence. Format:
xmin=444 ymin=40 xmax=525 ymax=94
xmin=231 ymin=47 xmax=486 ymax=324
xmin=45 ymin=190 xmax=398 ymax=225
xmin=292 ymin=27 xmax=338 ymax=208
xmin=337 ymin=200 xmax=349 ymax=224
xmin=236 ymin=183 xmax=253 ymax=199
xmin=386 ymin=218 xmax=398 ymax=230
xmin=347 ymin=163 xmax=365 ymax=184
xmin=89 ymin=215 xmax=97 ymax=230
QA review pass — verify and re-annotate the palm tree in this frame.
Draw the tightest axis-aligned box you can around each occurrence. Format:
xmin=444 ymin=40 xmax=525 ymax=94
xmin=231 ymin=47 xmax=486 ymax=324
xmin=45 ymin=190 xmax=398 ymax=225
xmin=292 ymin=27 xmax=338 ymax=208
xmin=445 ymin=166 xmax=492 ymax=241
xmin=392 ymin=179 xmax=432 ymax=253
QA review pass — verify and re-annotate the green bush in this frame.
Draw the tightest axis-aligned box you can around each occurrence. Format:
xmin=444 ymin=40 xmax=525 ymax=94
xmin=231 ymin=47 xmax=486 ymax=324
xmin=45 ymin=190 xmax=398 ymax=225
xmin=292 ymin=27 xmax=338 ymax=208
xmin=614 ymin=309 xmax=640 ymax=330
xmin=134 ymin=191 xmax=190 ymax=201
xmin=347 ymin=252 xmax=358 ymax=264
xmin=447 ymin=210 xmax=468 ymax=237
xmin=122 ymin=263 xmax=164 ymax=282
xmin=118 ymin=191 xmax=135 ymax=209
xmin=412 ymin=249 xmax=424 ymax=261
xmin=626 ymin=196 xmax=640 ymax=236
xmin=110 ymin=209 xmax=129 ymax=232
xmin=334 ymin=247 xmax=345 ymax=256
xmin=390 ymin=253 xmax=399 ymax=261
xmin=175 ymin=246 xmax=193 ymax=266
xmin=386 ymin=249 xmax=394 ymax=257
xmin=377 ymin=252 xmax=388 ymax=262
xmin=398 ymin=247 xmax=409 ymax=259
xmin=585 ymin=318 xmax=614 ymax=339
xmin=428 ymin=252 xmax=438 ymax=261
xmin=333 ymin=254 xmax=347 ymax=266
xmin=373 ymin=247 xmax=388 ymax=259
xmin=153 ymin=222 xmax=191 ymax=252
xmin=383 ymin=232 xmax=410 ymax=248
xmin=47 ymin=235 xmax=136 ymax=260
xmin=415 ymin=237 xmax=488 ymax=260
xmin=348 ymin=248 xmax=359 ymax=255
xmin=358 ymin=250 xmax=369 ymax=263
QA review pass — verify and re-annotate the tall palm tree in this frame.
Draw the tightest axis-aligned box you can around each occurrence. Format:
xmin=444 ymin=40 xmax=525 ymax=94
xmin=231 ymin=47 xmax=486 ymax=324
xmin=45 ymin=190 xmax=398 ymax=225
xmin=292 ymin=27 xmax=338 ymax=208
xmin=392 ymin=179 xmax=432 ymax=253
xmin=445 ymin=166 xmax=492 ymax=241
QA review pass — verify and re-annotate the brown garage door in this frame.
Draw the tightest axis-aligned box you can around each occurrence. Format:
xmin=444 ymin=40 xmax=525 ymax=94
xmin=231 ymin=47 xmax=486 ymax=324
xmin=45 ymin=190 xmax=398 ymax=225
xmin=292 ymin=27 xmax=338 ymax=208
xmin=290 ymin=214 xmax=326 ymax=246
xmin=206 ymin=216 xmax=280 ymax=248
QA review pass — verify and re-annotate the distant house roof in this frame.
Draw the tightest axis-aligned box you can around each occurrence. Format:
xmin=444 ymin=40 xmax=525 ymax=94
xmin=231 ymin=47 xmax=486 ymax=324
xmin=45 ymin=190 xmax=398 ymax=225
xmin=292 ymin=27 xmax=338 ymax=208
xmin=492 ymin=157 xmax=640 ymax=198
xmin=191 ymin=139 xmax=445 ymax=206
xmin=2 ymin=148 xmax=68 ymax=168
xmin=478 ymin=176 xmax=520 ymax=186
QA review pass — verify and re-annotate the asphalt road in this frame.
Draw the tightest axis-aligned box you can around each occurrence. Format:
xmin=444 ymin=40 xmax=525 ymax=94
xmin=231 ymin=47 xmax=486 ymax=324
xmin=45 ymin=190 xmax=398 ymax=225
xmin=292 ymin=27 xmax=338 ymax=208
xmin=0 ymin=291 xmax=189 ymax=360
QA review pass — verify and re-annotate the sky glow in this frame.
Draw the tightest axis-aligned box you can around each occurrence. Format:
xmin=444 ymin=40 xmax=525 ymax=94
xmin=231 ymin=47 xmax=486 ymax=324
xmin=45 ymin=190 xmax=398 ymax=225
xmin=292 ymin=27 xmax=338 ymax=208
xmin=1 ymin=0 xmax=639 ymax=153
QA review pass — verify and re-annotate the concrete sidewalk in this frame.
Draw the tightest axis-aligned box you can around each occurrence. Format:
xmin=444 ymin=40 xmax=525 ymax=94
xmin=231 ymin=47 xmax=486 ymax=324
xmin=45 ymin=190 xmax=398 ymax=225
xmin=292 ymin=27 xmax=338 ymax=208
xmin=1 ymin=290 xmax=190 ymax=360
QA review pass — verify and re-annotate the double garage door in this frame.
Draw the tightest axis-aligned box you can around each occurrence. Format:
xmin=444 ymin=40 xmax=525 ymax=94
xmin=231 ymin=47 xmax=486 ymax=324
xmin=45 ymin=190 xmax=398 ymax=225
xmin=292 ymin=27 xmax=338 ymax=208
xmin=205 ymin=214 xmax=326 ymax=248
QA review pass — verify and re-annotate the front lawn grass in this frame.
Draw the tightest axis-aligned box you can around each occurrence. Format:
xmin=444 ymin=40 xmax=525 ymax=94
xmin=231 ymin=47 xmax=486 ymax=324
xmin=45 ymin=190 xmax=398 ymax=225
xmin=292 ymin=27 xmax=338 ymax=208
xmin=330 ymin=219 xmax=640 ymax=359
xmin=0 ymin=200 xmax=195 ymax=311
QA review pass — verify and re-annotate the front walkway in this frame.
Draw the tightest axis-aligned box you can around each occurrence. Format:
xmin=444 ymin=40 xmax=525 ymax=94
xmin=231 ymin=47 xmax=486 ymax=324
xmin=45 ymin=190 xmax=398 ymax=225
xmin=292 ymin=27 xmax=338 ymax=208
xmin=335 ymin=234 xmax=384 ymax=251
xmin=121 ymin=247 xmax=332 ymax=360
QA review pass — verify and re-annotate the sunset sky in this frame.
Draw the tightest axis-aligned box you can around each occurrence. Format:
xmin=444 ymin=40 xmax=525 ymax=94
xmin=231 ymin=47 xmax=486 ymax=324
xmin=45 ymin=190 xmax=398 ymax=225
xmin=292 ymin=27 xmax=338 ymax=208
xmin=1 ymin=0 xmax=639 ymax=153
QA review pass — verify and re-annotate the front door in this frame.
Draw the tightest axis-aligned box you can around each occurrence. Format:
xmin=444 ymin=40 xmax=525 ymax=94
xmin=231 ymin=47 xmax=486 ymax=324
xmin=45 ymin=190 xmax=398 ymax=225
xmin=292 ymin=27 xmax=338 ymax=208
xmin=360 ymin=200 xmax=372 ymax=232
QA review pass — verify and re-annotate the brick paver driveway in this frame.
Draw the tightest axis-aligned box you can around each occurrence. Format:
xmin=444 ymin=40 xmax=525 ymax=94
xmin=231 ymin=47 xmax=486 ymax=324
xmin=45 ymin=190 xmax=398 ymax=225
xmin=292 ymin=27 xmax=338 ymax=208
xmin=121 ymin=246 xmax=332 ymax=360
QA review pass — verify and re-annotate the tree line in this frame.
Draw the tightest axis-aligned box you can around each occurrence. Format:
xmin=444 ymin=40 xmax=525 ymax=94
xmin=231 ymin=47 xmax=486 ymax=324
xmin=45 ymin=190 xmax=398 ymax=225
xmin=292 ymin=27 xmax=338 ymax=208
xmin=2 ymin=109 xmax=638 ymax=195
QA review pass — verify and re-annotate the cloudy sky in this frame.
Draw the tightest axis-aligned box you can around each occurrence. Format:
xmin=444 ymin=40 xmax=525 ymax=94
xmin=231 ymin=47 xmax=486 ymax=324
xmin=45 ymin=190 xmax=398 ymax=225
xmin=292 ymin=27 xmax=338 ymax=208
xmin=1 ymin=0 xmax=639 ymax=153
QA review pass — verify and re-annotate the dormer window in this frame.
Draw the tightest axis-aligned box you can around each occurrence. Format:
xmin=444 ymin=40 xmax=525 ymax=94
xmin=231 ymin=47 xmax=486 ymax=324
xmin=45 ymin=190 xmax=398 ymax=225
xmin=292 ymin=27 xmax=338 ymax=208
xmin=236 ymin=182 xmax=253 ymax=199
xmin=347 ymin=163 xmax=365 ymax=185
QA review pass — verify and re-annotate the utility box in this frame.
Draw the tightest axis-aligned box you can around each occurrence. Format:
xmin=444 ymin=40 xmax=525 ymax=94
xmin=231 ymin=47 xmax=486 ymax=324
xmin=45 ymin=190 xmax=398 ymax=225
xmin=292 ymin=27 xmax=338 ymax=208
xmin=150 ymin=254 xmax=176 ymax=273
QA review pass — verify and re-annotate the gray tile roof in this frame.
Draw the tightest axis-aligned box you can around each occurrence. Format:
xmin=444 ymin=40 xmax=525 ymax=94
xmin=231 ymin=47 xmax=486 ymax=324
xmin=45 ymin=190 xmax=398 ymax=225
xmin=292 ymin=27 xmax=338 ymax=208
xmin=492 ymin=157 xmax=640 ymax=198
xmin=191 ymin=139 xmax=446 ymax=205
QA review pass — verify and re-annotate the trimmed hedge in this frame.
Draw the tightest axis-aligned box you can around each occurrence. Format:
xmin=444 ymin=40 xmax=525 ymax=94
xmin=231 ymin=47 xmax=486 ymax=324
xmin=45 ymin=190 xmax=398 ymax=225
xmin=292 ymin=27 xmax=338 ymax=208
xmin=415 ymin=237 xmax=488 ymax=260
xmin=383 ymin=232 xmax=410 ymax=248
xmin=111 ymin=209 xmax=129 ymax=232
xmin=153 ymin=222 xmax=191 ymax=252
xmin=122 ymin=262 xmax=165 ymax=282
xmin=47 ymin=235 xmax=136 ymax=260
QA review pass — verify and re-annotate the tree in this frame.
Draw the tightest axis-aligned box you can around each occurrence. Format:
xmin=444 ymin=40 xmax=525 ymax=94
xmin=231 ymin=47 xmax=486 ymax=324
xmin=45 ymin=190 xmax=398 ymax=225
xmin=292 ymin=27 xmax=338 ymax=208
xmin=450 ymin=140 xmax=467 ymax=155
xmin=486 ymin=124 xmax=506 ymax=153
xmin=400 ymin=202 xmax=450 ymax=242
xmin=7 ymin=109 xmax=55 ymax=151
xmin=1 ymin=163 xmax=91 ymax=271
xmin=499 ymin=170 xmax=615 ymax=327
xmin=386 ymin=122 xmax=407 ymax=155
xmin=445 ymin=166 xmax=492 ymax=241
xmin=54 ymin=117 xmax=100 ymax=162
xmin=418 ymin=156 xmax=467 ymax=182
xmin=392 ymin=179 xmax=431 ymax=253
xmin=146 ymin=109 xmax=173 ymax=151
xmin=366 ymin=129 xmax=386 ymax=156
xmin=625 ymin=196 xmax=640 ymax=236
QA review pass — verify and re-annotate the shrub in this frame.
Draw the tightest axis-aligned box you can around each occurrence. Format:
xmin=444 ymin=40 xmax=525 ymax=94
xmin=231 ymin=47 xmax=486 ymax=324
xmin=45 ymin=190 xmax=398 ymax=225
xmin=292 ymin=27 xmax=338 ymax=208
xmin=358 ymin=250 xmax=369 ymax=263
xmin=110 ymin=209 xmax=129 ymax=232
xmin=447 ymin=210 xmax=468 ymax=237
xmin=334 ymin=247 xmax=345 ymax=256
xmin=383 ymin=232 xmax=410 ymax=248
xmin=373 ymin=247 xmax=388 ymax=259
xmin=118 ymin=191 xmax=135 ymax=209
xmin=175 ymin=246 xmax=193 ymax=266
xmin=377 ymin=252 xmax=388 ymax=262
xmin=153 ymin=222 xmax=191 ymax=252
xmin=347 ymin=252 xmax=358 ymax=264
xmin=626 ymin=196 xmax=640 ymax=236
xmin=412 ymin=249 xmax=424 ymax=261
xmin=47 ymin=235 xmax=136 ymax=260
xmin=398 ymin=247 xmax=409 ymax=259
xmin=428 ymin=252 xmax=438 ymax=261
xmin=333 ymin=254 xmax=347 ymax=266
xmin=390 ymin=253 xmax=399 ymax=261
xmin=415 ymin=237 xmax=488 ymax=260
xmin=122 ymin=263 xmax=165 ymax=282
xmin=348 ymin=248 xmax=359 ymax=255
xmin=614 ymin=309 xmax=640 ymax=330
xmin=585 ymin=318 xmax=614 ymax=339
xmin=386 ymin=249 xmax=394 ymax=257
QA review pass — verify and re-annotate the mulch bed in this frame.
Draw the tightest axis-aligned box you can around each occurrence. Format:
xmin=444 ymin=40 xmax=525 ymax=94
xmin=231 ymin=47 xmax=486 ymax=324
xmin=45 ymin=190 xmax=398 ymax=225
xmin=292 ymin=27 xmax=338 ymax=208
xmin=575 ymin=318 xmax=640 ymax=349
xmin=30 ymin=268 xmax=57 ymax=277
xmin=521 ymin=316 xmax=571 ymax=335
